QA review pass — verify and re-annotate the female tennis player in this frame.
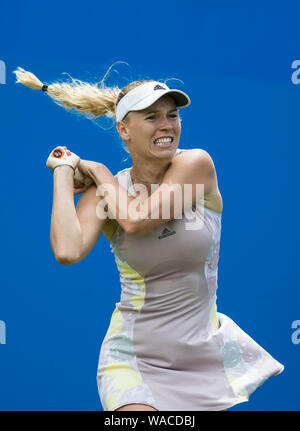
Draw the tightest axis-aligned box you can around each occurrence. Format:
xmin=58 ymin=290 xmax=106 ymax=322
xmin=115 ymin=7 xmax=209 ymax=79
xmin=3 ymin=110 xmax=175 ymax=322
xmin=14 ymin=67 xmax=284 ymax=411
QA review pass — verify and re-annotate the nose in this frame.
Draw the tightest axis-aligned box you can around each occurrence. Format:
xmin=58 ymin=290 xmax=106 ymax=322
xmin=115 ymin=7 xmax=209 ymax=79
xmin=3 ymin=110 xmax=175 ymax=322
xmin=157 ymin=115 xmax=173 ymax=130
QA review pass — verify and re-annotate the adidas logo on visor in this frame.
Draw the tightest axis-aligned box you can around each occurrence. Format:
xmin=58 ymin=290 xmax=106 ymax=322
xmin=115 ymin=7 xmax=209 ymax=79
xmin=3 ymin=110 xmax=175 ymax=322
xmin=153 ymin=84 xmax=166 ymax=91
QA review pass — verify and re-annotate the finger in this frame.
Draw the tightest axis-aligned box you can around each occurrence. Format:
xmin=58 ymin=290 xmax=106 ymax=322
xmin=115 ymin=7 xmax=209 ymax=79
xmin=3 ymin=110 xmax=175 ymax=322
xmin=62 ymin=146 xmax=72 ymax=156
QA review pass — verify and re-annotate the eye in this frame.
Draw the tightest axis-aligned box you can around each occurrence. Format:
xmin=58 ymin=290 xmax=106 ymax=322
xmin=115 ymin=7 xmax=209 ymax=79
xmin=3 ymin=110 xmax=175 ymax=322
xmin=145 ymin=113 xmax=178 ymax=120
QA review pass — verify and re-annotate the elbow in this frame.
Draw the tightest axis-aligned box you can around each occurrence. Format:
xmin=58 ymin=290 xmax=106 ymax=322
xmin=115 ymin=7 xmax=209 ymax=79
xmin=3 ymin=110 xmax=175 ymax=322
xmin=123 ymin=220 xmax=139 ymax=235
xmin=121 ymin=218 xmax=148 ymax=236
xmin=54 ymin=251 xmax=81 ymax=265
xmin=56 ymin=256 xmax=76 ymax=265
xmin=124 ymin=220 xmax=147 ymax=236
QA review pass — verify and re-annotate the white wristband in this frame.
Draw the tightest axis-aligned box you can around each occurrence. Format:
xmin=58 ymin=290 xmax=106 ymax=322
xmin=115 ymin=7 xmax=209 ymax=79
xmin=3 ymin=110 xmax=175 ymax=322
xmin=53 ymin=164 xmax=75 ymax=174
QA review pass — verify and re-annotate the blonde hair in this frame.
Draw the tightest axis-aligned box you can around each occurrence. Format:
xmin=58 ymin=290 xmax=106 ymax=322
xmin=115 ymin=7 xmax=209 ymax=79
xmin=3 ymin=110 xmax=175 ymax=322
xmin=13 ymin=66 xmax=154 ymax=121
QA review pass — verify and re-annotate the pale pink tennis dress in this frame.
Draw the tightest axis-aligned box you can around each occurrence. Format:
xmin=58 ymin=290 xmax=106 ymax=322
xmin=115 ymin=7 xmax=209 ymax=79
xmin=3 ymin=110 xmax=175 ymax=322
xmin=96 ymin=149 xmax=284 ymax=411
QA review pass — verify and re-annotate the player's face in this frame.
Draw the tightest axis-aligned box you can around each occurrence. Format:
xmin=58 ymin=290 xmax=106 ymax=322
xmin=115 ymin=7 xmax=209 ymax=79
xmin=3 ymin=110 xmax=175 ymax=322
xmin=118 ymin=95 xmax=181 ymax=160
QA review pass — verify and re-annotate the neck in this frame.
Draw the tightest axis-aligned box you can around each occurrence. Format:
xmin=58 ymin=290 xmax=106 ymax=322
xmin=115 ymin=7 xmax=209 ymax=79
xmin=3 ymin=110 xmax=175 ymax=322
xmin=130 ymin=159 xmax=171 ymax=186
xmin=128 ymin=149 xmax=178 ymax=191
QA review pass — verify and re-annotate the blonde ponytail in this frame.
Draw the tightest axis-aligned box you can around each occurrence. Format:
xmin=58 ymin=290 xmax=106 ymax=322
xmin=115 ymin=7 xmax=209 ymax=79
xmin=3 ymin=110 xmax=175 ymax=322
xmin=13 ymin=66 xmax=121 ymax=118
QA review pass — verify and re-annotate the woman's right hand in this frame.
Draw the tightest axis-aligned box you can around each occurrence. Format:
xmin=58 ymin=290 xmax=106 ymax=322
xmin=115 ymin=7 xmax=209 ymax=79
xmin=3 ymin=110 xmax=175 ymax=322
xmin=46 ymin=146 xmax=80 ymax=173
xmin=46 ymin=146 xmax=95 ymax=194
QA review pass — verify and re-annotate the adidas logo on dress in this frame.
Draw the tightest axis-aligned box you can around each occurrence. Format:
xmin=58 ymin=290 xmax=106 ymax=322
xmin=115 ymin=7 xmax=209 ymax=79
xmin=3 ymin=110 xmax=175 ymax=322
xmin=158 ymin=226 xmax=176 ymax=239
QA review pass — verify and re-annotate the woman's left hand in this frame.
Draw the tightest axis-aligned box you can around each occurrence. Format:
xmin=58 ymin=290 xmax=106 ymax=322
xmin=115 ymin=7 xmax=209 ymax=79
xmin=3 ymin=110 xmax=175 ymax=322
xmin=73 ymin=159 xmax=100 ymax=195
xmin=77 ymin=159 xmax=100 ymax=177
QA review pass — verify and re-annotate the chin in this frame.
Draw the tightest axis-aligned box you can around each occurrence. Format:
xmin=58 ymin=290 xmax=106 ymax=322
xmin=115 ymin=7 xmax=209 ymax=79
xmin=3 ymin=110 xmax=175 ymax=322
xmin=151 ymin=144 xmax=178 ymax=159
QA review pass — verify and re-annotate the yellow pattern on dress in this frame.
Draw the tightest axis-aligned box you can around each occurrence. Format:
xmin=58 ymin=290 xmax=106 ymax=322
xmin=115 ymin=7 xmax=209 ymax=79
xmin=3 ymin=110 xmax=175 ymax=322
xmin=104 ymin=361 xmax=143 ymax=390
xmin=117 ymin=259 xmax=145 ymax=284
xmin=130 ymin=289 xmax=145 ymax=312
xmin=209 ymin=300 xmax=220 ymax=330
xmin=116 ymin=257 xmax=146 ymax=311
xmin=106 ymin=309 xmax=124 ymax=338
xmin=225 ymin=372 xmax=249 ymax=400
xmin=105 ymin=393 xmax=120 ymax=411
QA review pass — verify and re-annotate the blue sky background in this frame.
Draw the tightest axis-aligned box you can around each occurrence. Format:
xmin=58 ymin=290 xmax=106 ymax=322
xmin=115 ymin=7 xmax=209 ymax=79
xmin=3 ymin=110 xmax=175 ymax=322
xmin=0 ymin=0 xmax=299 ymax=411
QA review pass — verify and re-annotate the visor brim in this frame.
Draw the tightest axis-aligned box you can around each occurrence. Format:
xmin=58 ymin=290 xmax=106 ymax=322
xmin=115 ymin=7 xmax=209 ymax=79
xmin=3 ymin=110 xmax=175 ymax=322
xmin=129 ymin=89 xmax=191 ymax=113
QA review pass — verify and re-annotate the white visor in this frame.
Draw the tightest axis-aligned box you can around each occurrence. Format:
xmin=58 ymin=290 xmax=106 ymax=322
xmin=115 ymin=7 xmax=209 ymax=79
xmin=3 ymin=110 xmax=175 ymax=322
xmin=115 ymin=81 xmax=191 ymax=122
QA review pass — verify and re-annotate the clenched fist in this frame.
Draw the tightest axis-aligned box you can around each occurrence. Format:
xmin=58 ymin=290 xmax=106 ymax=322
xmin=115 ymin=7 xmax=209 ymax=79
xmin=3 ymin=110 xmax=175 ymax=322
xmin=46 ymin=146 xmax=94 ymax=193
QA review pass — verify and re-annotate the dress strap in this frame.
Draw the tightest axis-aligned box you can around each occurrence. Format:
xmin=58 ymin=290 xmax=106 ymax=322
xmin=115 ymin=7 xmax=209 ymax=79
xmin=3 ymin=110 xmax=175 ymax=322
xmin=175 ymin=148 xmax=185 ymax=157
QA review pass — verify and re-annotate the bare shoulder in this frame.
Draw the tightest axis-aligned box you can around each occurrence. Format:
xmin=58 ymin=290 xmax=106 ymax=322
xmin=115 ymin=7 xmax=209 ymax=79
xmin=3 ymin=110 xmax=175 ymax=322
xmin=76 ymin=184 xmax=99 ymax=208
xmin=75 ymin=184 xmax=105 ymax=227
xmin=76 ymin=183 xmax=119 ymax=242
xmin=170 ymin=148 xmax=217 ymax=187
xmin=102 ymin=173 xmax=119 ymax=241
xmin=173 ymin=148 xmax=223 ymax=214
xmin=173 ymin=148 xmax=214 ymax=168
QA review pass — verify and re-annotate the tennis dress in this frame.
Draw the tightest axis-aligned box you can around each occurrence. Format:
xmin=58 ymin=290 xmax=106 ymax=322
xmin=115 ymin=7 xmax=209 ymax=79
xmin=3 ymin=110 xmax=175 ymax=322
xmin=96 ymin=149 xmax=284 ymax=411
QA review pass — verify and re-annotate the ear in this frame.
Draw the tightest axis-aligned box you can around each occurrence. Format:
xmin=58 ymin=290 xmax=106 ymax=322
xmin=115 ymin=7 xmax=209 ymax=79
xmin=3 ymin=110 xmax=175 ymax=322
xmin=117 ymin=120 xmax=130 ymax=142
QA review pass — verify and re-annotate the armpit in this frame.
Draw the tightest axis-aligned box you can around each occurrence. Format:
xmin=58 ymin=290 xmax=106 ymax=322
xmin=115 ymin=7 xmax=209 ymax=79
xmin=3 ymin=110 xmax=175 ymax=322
xmin=102 ymin=218 xmax=119 ymax=242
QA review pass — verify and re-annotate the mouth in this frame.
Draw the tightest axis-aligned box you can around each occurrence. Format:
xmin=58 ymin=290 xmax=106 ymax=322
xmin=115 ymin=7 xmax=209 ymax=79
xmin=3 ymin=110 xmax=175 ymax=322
xmin=153 ymin=136 xmax=174 ymax=148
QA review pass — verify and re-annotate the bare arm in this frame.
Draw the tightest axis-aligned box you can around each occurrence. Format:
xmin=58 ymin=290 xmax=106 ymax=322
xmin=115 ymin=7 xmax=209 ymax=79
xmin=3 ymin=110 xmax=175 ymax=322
xmin=85 ymin=149 xmax=219 ymax=236
xmin=50 ymin=167 xmax=109 ymax=264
